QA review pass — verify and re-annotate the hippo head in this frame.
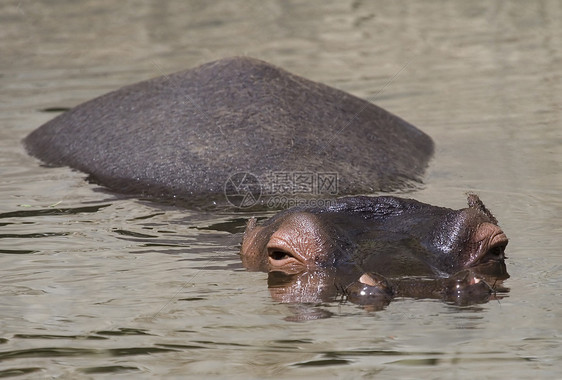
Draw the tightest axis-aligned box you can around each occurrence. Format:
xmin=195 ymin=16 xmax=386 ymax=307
xmin=240 ymin=194 xmax=508 ymax=277
xmin=427 ymin=194 xmax=508 ymax=275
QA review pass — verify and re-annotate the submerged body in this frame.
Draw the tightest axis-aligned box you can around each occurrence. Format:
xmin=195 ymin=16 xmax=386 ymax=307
xmin=24 ymin=57 xmax=433 ymax=205
xmin=241 ymin=194 xmax=509 ymax=306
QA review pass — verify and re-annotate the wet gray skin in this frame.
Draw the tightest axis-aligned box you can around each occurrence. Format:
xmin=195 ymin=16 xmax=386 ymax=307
xmin=23 ymin=57 xmax=433 ymax=207
xmin=241 ymin=194 xmax=509 ymax=307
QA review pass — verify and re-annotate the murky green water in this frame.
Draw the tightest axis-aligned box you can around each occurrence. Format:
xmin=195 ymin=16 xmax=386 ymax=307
xmin=1 ymin=1 xmax=561 ymax=378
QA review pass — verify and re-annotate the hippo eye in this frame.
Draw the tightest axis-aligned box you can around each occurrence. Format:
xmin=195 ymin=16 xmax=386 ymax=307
xmin=484 ymin=243 xmax=506 ymax=261
xmin=268 ymin=248 xmax=293 ymax=261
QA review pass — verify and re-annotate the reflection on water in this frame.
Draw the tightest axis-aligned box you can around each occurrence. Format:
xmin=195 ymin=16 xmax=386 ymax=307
xmin=266 ymin=267 xmax=510 ymax=320
xmin=1 ymin=0 xmax=561 ymax=378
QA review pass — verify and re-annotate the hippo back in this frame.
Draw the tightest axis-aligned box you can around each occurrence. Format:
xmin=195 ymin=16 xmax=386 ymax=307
xmin=24 ymin=57 xmax=433 ymax=205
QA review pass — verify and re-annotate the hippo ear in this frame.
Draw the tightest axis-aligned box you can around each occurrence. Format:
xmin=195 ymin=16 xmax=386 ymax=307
xmin=241 ymin=217 xmax=258 ymax=249
xmin=240 ymin=217 xmax=269 ymax=271
xmin=244 ymin=217 xmax=258 ymax=234
xmin=466 ymin=193 xmax=498 ymax=224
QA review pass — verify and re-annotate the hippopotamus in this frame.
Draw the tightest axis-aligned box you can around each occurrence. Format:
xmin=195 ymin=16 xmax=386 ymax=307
xmin=241 ymin=194 xmax=509 ymax=307
xmin=23 ymin=57 xmax=433 ymax=206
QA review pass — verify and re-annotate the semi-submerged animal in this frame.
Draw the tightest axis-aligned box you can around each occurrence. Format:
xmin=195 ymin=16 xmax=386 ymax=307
xmin=23 ymin=57 xmax=509 ymax=308
xmin=241 ymin=194 xmax=509 ymax=307
xmin=24 ymin=56 xmax=433 ymax=206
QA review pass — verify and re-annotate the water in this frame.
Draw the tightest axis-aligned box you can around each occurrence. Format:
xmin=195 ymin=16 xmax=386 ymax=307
xmin=1 ymin=0 xmax=561 ymax=378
